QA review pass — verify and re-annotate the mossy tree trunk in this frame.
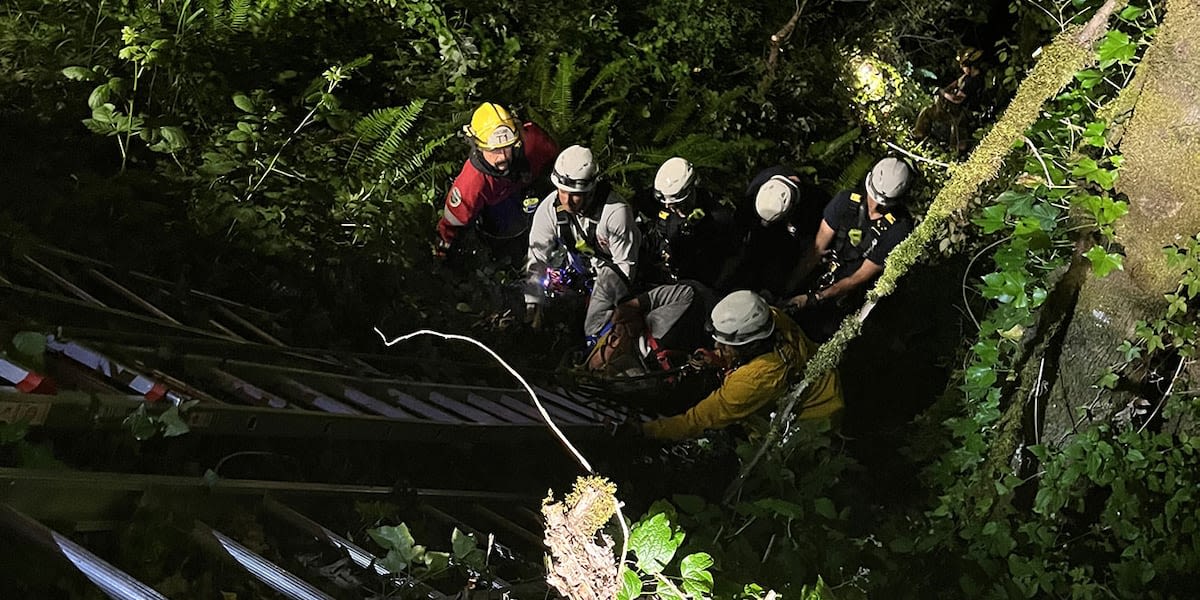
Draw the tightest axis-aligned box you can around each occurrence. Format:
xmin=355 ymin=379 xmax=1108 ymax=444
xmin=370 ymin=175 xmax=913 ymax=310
xmin=1041 ymin=0 xmax=1200 ymax=444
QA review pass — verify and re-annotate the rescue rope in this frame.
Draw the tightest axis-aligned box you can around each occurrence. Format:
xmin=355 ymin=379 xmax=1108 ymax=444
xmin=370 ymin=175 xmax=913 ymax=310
xmin=725 ymin=0 xmax=1126 ymax=502
xmin=373 ymin=327 xmax=633 ymax=572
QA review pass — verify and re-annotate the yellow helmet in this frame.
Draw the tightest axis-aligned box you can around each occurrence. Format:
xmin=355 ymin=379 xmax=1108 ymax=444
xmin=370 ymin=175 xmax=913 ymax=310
xmin=957 ymin=47 xmax=982 ymax=65
xmin=468 ymin=102 xmax=521 ymax=150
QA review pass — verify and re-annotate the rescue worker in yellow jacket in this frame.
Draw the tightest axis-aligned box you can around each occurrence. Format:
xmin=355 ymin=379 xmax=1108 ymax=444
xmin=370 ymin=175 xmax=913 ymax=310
xmin=642 ymin=290 xmax=842 ymax=441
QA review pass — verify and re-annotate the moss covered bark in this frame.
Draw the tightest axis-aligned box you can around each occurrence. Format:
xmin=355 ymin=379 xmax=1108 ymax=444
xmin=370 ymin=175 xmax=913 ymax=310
xmin=1043 ymin=0 xmax=1200 ymax=440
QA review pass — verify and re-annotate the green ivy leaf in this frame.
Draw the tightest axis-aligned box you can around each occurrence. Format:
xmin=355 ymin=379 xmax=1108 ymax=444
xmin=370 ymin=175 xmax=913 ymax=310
xmin=629 ymin=513 xmax=684 ymax=575
xmin=973 ymin=204 xmax=1008 ymax=234
xmin=1119 ymin=5 xmax=1146 ymax=20
xmin=993 ymin=240 xmax=1030 ymax=271
xmin=423 ymin=551 xmax=450 ymax=575
xmin=680 ymin=552 xmax=714 ymax=597
xmin=1072 ymin=158 xmax=1117 ymax=190
xmin=801 ymin=576 xmax=836 ymax=600
xmin=378 ymin=550 xmax=408 ymax=575
xmin=1030 ymin=287 xmax=1048 ymax=308
xmin=157 ymin=126 xmax=188 ymax=151
xmin=996 ymin=190 xmax=1034 ymax=215
xmin=813 ymin=497 xmax=837 ymax=519
xmin=1096 ymin=371 xmax=1119 ymax=389
xmin=655 ymin=579 xmax=686 ymax=600
xmin=88 ymin=84 xmax=112 ymax=110
xmin=159 ymin=406 xmax=190 ymax=437
xmin=1074 ymin=69 xmax=1102 ymax=89
xmin=1164 ymin=293 xmax=1189 ymax=318
xmin=202 ymin=468 xmax=220 ymax=488
xmin=90 ymin=103 xmax=118 ymax=124
xmin=751 ymin=498 xmax=805 ymax=519
xmin=971 ymin=341 xmax=999 ymax=364
xmin=617 ymin=566 xmax=643 ymax=600
xmin=122 ymin=404 xmax=158 ymax=441
xmin=1097 ymin=30 xmax=1137 ymax=68
xmin=1083 ymin=121 xmax=1107 ymax=147
xmin=369 ymin=523 xmax=424 ymax=566
xmin=62 ymin=66 xmax=96 ymax=81
xmin=964 ymin=364 xmax=997 ymax=395
xmin=451 ymin=528 xmax=485 ymax=570
xmin=1085 ymin=246 xmax=1124 ymax=277
xmin=11 ymin=332 xmax=47 ymax=369
xmin=232 ymin=93 xmax=257 ymax=113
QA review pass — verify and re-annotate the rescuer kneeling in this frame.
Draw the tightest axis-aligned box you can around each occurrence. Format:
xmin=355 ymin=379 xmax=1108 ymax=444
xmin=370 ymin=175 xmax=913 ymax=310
xmin=639 ymin=290 xmax=843 ymax=441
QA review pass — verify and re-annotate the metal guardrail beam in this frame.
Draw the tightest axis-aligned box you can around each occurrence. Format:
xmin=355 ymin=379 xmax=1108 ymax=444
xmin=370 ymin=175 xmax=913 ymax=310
xmin=262 ymin=496 xmax=447 ymax=600
xmin=28 ymin=243 xmax=278 ymax=319
xmin=0 ymin=284 xmax=240 ymax=341
xmin=0 ymin=503 xmax=169 ymax=600
xmin=194 ymin=521 xmax=336 ymax=600
xmin=0 ymin=389 xmax=608 ymax=443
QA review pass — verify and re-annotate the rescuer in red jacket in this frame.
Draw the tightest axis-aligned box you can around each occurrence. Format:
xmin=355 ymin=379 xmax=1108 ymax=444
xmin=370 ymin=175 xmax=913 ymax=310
xmin=436 ymin=102 xmax=559 ymax=257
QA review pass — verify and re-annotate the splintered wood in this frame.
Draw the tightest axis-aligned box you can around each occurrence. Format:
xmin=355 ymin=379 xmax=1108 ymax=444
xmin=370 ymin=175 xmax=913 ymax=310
xmin=542 ymin=478 xmax=620 ymax=600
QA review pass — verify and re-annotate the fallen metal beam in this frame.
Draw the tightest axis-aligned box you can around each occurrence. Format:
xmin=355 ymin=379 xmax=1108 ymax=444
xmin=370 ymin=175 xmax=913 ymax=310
xmin=262 ymin=497 xmax=447 ymax=599
xmin=22 ymin=255 xmax=108 ymax=307
xmin=1 ymin=389 xmax=607 ymax=443
xmin=0 ymin=503 xmax=169 ymax=600
xmin=0 ymin=468 xmax=541 ymax=503
xmin=194 ymin=521 xmax=336 ymax=600
xmin=28 ymin=243 xmax=278 ymax=319
xmin=86 ymin=268 xmax=182 ymax=324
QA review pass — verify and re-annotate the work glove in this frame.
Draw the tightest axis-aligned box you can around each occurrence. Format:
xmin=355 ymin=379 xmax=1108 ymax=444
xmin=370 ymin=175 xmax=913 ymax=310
xmin=433 ymin=237 xmax=452 ymax=260
xmin=609 ymin=418 xmax=644 ymax=440
xmin=525 ymin=302 xmax=544 ymax=331
xmin=687 ymin=348 xmax=727 ymax=370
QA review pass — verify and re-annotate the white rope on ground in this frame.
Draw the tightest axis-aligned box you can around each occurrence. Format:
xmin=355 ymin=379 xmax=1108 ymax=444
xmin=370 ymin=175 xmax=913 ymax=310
xmin=883 ymin=141 xmax=952 ymax=169
xmin=372 ymin=327 xmax=633 ymax=576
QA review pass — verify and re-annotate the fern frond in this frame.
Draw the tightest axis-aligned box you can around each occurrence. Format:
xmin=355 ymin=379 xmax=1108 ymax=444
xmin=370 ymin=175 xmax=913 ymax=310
xmin=828 ymin=153 xmax=873 ymax=194
xmin=549 ymin=53 xmax=578 ymax=134
xmin=228 ymin=0 xmax=250 ymax=31
xmin=351 ymin=99 xmax=428 ymax=168
xmin=581 ymin=58 xmax=629 ymax=106
xmin=589 ymin=108 xmax=618 ymax=157
xmin=653 ymin=98 xmax=697 ymax=144
xmin=396 ymin=133 xmax=453 ymax=184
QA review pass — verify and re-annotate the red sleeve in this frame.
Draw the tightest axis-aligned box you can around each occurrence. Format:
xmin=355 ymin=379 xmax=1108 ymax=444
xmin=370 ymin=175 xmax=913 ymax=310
xmin=521 ymin=123 xmax=559 ymax=180
xmin=437 ymin=160 xmax=487 ymax=244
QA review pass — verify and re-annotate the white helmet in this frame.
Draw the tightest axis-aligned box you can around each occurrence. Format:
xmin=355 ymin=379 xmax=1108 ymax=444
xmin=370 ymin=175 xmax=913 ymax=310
xmin=709 ymin=290 xmax=775 ymax=346
xmin=864 ymin=157 xmax=913 ymax=208
xmin=654 ymin=157 xmax=697 ymax=205
xmin=551 ymin=145 xmax=599 ymax=193
xmin=755 ymin=176 xmax=799 ymax=223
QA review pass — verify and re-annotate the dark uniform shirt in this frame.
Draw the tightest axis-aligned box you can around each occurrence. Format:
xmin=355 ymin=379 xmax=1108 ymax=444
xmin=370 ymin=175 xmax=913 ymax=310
xmin=723 ymin=166 xmax=827 ymax=297
xmin=821 ymin=190 xmax=913 ymax=286
xmin=638 ymin=189 xmax=736 ymax=290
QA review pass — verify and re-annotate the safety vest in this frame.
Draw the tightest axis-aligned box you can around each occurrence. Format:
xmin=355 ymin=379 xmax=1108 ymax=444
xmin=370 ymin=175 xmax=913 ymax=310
xmin=554 ymin=185 xmax=635 ymax=289
xmin=830 ymin=192 xmax=897 ymax=272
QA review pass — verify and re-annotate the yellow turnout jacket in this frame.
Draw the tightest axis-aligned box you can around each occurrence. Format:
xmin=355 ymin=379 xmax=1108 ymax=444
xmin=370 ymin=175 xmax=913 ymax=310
xmin=643 ymin=309 xmax=842 ymax=441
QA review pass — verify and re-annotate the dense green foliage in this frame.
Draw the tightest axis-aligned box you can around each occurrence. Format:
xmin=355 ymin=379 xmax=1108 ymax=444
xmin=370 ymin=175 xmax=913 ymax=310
xmin=4 ymin=0 xmax=1198 ymax=598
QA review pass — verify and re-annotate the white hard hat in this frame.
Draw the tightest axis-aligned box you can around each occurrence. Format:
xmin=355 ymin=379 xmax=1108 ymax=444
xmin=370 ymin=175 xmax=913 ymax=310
xmin=709 ymin=290 xmax=775 ymax=346
xmin=552 ymin=145 xmax=599 ymax=193
xmin=654 ymin=157 xmax=697 ymax=205
xmin=755 ymin=176 xmax=799 ymax=223
xmin=864 ymin=157 xmax=913 ymax=207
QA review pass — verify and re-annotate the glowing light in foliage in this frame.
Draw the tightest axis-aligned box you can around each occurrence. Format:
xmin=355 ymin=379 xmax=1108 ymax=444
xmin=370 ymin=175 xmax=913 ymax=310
xmin=852 ymin=58 xmax=888 ymax=102
xmin=842 ymin=50 xmax=920 ymax=138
